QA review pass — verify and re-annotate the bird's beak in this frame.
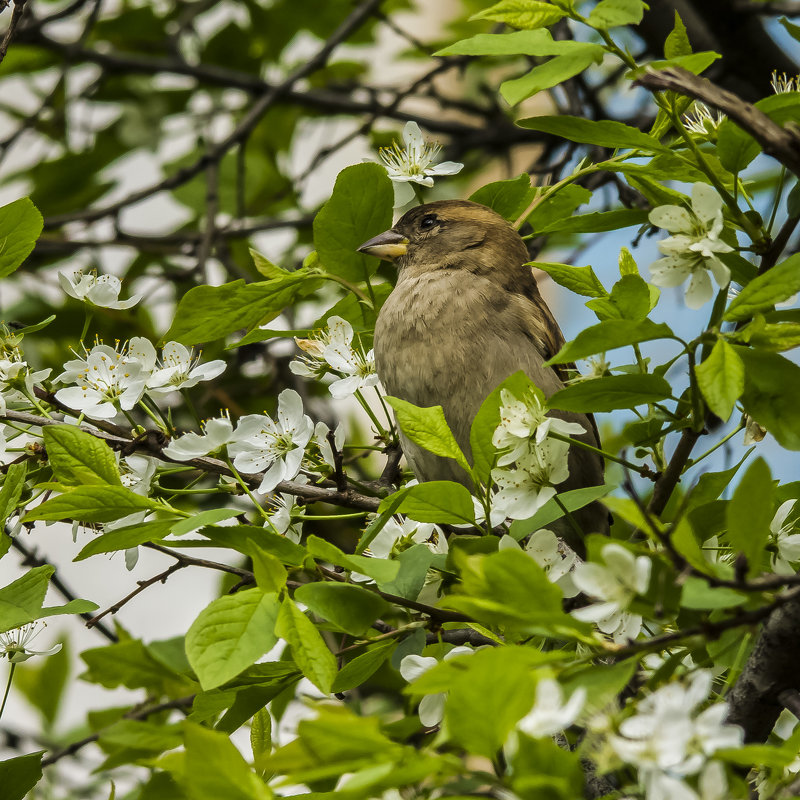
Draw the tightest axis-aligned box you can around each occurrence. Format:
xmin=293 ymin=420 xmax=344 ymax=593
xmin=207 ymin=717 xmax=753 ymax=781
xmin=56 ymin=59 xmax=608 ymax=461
xmin=357 ymin=229 xmax=408 ymax=261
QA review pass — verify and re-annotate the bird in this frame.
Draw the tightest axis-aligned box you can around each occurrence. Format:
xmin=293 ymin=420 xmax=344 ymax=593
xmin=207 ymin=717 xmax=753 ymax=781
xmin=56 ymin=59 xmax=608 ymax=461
xmin=357 ymin=199 xmax=609 ymax=546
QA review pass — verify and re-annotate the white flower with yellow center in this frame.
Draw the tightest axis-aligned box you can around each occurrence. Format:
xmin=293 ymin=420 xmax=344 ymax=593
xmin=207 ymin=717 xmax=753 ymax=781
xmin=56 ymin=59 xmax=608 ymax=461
xmin=0 ymin=622 xmax=62 ymax=663
xmin=648 ymin=183 xmax=734 ymax=309
xmin=378 ymin=121 xmax=463 ymax=206
xmin=59 ymin=270 xmax=141 ymax=310
xmin=55 ymin=342 xmax=148 ymax=419
xmin=493 ymin=388 xmax=585 ymax=466
xmin=229 ymin=389 xmax=314 ymax=492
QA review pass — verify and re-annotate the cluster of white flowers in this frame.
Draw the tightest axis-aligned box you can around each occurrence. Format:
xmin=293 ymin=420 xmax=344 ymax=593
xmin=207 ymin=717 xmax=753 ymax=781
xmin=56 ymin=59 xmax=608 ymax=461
xmin=648 ymin=183 xmax=733 ymax=309
xmin=490 ymin=388 xmax=585 ymax=519
xmin=571 ymin=542 xmax=651 ymax=643
xmin=164 ymin=389 xmax=339 ymax=495
xmin=290 ymin=316 xmax=378 ymax=400
xmin=59 ymin=270 xmax=141 ymax=310
xmin=377 ymin=121 xmax=464 ymax=207
xmin=54 ymin=338 xmax=226 ymax=420
xmin=606 ymin=671 xmax=742 ymax=800
xmin=367 ymin=514 xmax=448 ymax=559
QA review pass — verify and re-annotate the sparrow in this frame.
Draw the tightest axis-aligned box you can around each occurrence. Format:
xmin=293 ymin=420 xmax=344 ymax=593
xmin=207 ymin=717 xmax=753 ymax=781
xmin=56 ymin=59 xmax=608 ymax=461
xmin=358 ymin=199 xmax=609 ymax=544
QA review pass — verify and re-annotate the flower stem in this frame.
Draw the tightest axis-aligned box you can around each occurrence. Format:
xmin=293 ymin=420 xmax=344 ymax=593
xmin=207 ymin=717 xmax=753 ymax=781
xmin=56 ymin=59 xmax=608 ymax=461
xmin=0 ymin=663 xmax=15 ymax=721
xmin=686 ymin=421 xmax=746 ymax=468
xmin=225 ymin=458 xmax=270 ymax=522
xmin=355 ymin=389 xmax=387 ymax=438
xmin=79 ymin=310 xmax=94 ymax=343
xmin=547 ymin=431 xmax=653 ymax=478
xmin=552 ymin=493 xmax=583 ymax=541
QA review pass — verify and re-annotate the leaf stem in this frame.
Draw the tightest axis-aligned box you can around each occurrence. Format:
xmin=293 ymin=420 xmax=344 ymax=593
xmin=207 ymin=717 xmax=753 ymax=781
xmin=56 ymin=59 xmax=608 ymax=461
xmin=0 ymin=662 xmax=15 ymax=721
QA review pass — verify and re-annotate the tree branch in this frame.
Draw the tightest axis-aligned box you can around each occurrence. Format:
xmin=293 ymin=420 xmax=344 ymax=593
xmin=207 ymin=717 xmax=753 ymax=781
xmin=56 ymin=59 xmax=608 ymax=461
xmin=0 ymin=0 xmax=27 ymax=65
xmin=635 ymin=66 xmax=800 ymax=178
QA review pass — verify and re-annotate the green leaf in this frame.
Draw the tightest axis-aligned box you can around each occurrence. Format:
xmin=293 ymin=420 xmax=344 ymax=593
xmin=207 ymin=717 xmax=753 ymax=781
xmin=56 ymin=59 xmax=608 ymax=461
xmin=294 ymin=582 xmax=390 ymax=636
xmin=738 ymin=321 xmax=800 ymax=352
xmin=250 ymin=248 xmax=289 ymax=279
xmin=549 ymin=374 xmax=673 ymax=412
xmin=171 ymin=509 xmax=240 ymax=536
xmin=22 ymin=486 xmax=159 ymax=523
xmin=185 ymin=589 xmax=280 ymax=690
xmin=726 ymin=457 xmax=774 ymax=576
xmin=586 ymin=274 xmax=658 ymax=321
xmin=535 ymin=208 xmax=649 ymax=235
xmin=396 ymin=481 xmax=476 ymax=525
xmin=183 ymin=722 xmax=270 ymax=800
xmin=736 ymin=347 xmax=800 ymax=450
xmin=100 ymin=719 xmax=183 ymax=752
xmin=42 ymin=425 xmax=122 ymax=487
xmin=501 ymin=47 xmax=604 ymax=105
xmin=695 ymin=339 xmax=744 ymax=421
xmin=74 ymin=520 xmax=173 ymax=561
xmin=250 ymin=708 xmax=272 ymax=761
xmin=200 ymin=525 xmax=307 ymax=566
xmin=378 ymin=543 xmax=435 ymax=600
xmin=664 ymin=12 xmax=692 ymax=58
xmin=444 ymin=648 xmax=537 ymax=758
xmin=0 ymin=198 xmax=43 ymax=278
xmin=518 ymin=115 xmax=668 ymax=152
xmin=681 ymin=577 xmax=747 ymax=610
xmin=0 ymin=463 xmax=26 ymax=527
xmin=545 ymin=319 xmax=674 ymax=364
xmin=471 ymin=0 xmax=566 ymax=29
xmin=0 ymin=566 xmax=52 ymax=633
xmin=526 ymin=185 xmax=592 ymax=230
xmin=0 ymin=752 xmax=44 ymax=800
xmin=718 ymin=93 xmax=800 ymax=174
xmin=780 ymin=16 xmax=800 ymax=42
xmin=385 ymin=396 xmax=471 ymax=473
xmin=435 ymin=28 xmax=596 ymax=57
xmin=250 ymin=546 xmax=288 ymax=593
xmin=332 ymin=641 xmax=395 ymax=693
xmin=509 ymin=484 xmax=615 ymax=540
xmin=724 ymin=254 xmax=800 ymax=321
xmin=166 ymin=274 xmax=322 ymax=345
xmin=469 ymin=174 xmax=535 ymax=221
xmin=306 ymin=536 xmax=400 ymax=585
xmin=313 ymin=163 xmax=393 ymax=282
xmin=533 ymin=262 xmax=607 ymax=298
xmin=15 ymin=635 xmax=69 ymax=726
xmin=587 ymin=0 xmax=646 ymax=28
xmin=275 ymin=598 xmax=337 ymax=694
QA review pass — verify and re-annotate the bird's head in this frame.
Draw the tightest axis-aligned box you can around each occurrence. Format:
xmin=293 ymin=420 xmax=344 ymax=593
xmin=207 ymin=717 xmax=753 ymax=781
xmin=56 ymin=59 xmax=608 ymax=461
xmin=357 ymin=199 xmax=529 ymax=276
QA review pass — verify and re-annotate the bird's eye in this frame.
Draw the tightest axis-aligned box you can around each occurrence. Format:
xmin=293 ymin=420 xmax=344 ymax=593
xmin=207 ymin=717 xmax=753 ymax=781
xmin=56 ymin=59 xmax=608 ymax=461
xmin=419 ymin=214 xmax=437 ymax=230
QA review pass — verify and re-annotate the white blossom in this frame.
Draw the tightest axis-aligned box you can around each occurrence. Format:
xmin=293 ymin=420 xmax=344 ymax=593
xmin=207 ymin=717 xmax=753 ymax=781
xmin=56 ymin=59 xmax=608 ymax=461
xmin=313 ymin=421 xmax=345 ymax=469
xmin=771 ymin=70 xmax=800 ymax=94
xmin=119 ymin=454 xmax=157 ymax=496
xmin=367 ymin=515 xmax=447 ymax=560
xmin=491 ymin=438 xmax=572 ymax=520
xmin=146 ymin=341 xmax=226 ymax=393
xmin=0 ymin=355 xmax=51 ymax=412
xmin=266 ymin=487 xmax=306 ymax=543
xmin=229 ymin=389 xmax=314 ymax=492
xmin=607 ymin=671 xmax=742 ymax=800
xmin=648 ymin=183 xmax=734 ymax=309
xmin=378 ymin=121 xmax=463 ymax=206
xmin=163 ymin=415 xmax=239 ymax=460
xmin=493 ymin=388 xmax=585 ymax=467
xmin=571 ymin=543 xmax=651 ymax=642
xmin=770 ymin=499 xmax=800 ymax=575
xmin=59 ymin=270 xmax=141 ymax=310
xmin=399 ymin=646 xmax=473 ymax=727
xmin=0 ymin=622 xmax=62 ymax=663
xmin=290 ymin=317 xmax=378 ymax=399
xmin=500 ymin=529 xmax=579 ymax=597
xmin=55 ymin=341 xmax=148 ymax=420
xmin=683 ymin=103 xmax=725 ymax=137
xmin=516 ymin=678 xmax=586 ymax=738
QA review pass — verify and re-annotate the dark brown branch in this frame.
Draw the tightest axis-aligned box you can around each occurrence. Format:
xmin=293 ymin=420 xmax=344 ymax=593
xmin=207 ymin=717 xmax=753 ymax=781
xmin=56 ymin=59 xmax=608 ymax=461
xmin=84 ymin=562 xmax=185 ymax=629
xmin=726 ymin=590 xmax=800 ymax=741
xmin=647 ymin=427 xmax=702 ymax=516
xmin=41 ymin=695 xmax=194 ymax=767
xmin=0 ymin=409 xmax=382 ymax=512
xmin=635 ymin=66 xmax=800 ymax=178
xmin=10 ymin=535 xmax=118 ymax=643
xmin=0 ymin=0 xmax=28 ymax=65
xmin=28 ymin=0 xmax=387 ymax=229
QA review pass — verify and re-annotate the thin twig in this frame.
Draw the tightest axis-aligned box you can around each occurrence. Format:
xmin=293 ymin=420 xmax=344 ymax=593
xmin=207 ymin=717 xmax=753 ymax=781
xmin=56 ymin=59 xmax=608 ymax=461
xmin=0 ymin=0 xmax=28 ymax=65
